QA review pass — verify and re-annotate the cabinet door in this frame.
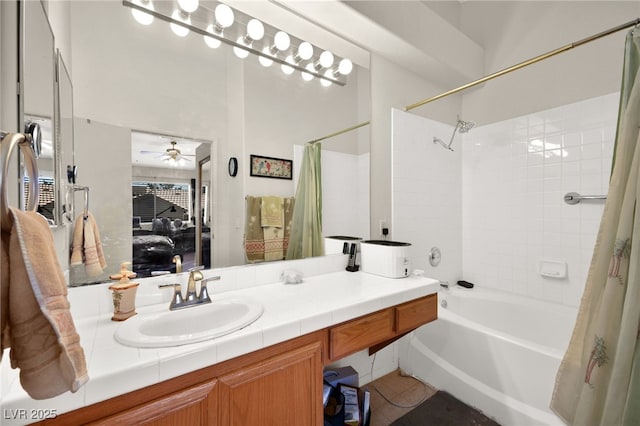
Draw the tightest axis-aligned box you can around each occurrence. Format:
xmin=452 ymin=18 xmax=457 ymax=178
xmin=218 ymin=341 xmax=323 ymax=426
xmin=91 ymin=380 xmax=217 ymax=426
xmin=329 ymin=308 xmax=395 ymax=360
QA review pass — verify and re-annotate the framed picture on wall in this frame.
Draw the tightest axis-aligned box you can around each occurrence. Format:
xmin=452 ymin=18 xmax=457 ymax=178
xmin=250 ymin=155 xmax=293 ymax=180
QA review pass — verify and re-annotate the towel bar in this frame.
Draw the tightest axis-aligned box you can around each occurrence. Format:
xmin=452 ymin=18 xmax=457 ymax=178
xmin=66 ymin=185 xmax=90 ymax=221
xmin=564 ymin=191 xmax=607 ymax=205
xmin=1 ymin=132 xmax=39 ymax=227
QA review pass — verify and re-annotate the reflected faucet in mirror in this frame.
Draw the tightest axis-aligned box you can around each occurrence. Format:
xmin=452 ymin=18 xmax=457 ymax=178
xmin=172 ymin=255 xmax=182 ymax=274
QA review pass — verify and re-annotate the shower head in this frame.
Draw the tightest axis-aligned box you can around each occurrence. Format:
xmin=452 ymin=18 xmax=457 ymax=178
xmin=432 ymin=115 xmax=475 ymax=151
xmin=457 ymin=118 xmax=475 ymax=133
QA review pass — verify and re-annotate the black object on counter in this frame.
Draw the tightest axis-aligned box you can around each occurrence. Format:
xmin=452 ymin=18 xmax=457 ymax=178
xmin=457 ymin=280 xmax=475 ymax=289
xmin=346 ymin=243 xmax=359 ymax=272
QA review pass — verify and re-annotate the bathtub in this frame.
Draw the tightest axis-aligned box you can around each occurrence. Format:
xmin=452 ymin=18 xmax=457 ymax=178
xmin=400 ymin=287 xmax=578 ymax=426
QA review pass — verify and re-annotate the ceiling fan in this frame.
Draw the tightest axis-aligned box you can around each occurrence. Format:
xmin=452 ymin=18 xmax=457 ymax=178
xmin=140 ymin=140 xmax=194 ymax=164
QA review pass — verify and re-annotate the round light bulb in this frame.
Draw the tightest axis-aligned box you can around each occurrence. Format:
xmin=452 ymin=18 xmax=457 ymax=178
xmin=321 ymin=69 xmax=333 ymax=87
xmin=177 ymin=0 xmax=198 ymax=13
xmin=320 ymin=51 xmax=334 ymax=68
xmin=204 ymin=24 xmax=222 ymax=48
xmin=233 ymin=36 xmax=250 ymax=59
xmin=259 ymin=47 xmax=273 ymax=67
xmin=297 ymin=42 xmax=313 ymax=61
xmin=302 ymin=63 xmax=315 ymax=82
xmin=170 ymin=10 xmax=190 ymax=37
xmin=215 ymin=4 xmax=234 ymax=28
xmin=131 ymin=0 xmax=154 ymax=25
xmin=274 ymin=31 xmax=290 ymax=51
xmin=338 ymin=58 xmax=353 ymax=75
xmin=281 ymin=55 xmax=295 ymax=75
xmin=247 ymin=19 xmax=264 ymax=41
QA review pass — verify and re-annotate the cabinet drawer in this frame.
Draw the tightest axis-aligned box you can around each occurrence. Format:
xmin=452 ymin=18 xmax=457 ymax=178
xmin=395 ymin=294 xmax=437 ymax=334
xmin=329 ymin=309 xmax=394 ymax=360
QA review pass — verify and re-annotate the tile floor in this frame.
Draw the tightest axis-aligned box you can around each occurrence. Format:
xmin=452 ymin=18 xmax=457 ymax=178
xmin=365 ymin=369 xmax=438 ymax=426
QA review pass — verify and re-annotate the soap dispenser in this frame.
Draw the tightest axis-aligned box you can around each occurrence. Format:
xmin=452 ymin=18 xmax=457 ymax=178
xmin=108 ymin=262 xmax=139 ymax=321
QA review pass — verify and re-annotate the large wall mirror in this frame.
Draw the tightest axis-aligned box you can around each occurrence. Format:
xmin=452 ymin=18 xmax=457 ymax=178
xmin=21 ymin=0 xmax=57 ymax=224
xmin=64 ymin=1 xmax=369 ymax=286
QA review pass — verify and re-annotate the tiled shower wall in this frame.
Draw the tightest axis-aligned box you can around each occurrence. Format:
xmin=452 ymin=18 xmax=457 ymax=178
xmin=462 ymin=93 xmax=617 ymax=307
xmin=392 ymin=93 xmax=618 ymax=308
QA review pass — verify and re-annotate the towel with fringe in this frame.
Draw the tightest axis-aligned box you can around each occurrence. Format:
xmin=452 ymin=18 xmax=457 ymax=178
xmin=70 ymin=212 xmax=106 ymax=277
xmin=244 ymin=196 xmax=265 ymax=263
xmin=1 ymin=208 xmax=89 ymax=399
xmin=264 ymin=197 xmax=295 ymax=261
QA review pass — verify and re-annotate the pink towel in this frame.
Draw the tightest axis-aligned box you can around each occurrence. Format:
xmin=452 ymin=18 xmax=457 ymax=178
xmin=70 ymin=212 xmax=106 ymax=277
xmin=1 ymin=208 xmax=88 ymax=399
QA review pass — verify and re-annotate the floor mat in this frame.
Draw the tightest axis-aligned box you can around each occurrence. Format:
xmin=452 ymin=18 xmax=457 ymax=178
xmin=389 ymin=391 xmax=500 ymax=426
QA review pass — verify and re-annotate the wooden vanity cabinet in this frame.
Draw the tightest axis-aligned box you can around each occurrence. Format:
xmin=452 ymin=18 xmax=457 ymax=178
xmin=36 ymin=331 xmax=325 ymax=426
xmin=328 ymin=294 xmax=437 ymax=361
xmin=35 ymin=295 xmax=436 ymax=426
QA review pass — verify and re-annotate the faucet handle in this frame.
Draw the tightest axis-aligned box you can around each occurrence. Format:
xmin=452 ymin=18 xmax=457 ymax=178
xmin=159 ymin=283 xmax=184 ymax=308
xmin=198 ymin=276 xmax=219 ymax=303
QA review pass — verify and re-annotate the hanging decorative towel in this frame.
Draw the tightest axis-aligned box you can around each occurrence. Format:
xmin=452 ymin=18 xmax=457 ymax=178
xmin=1 ymin=207 xmax=88 ymax=399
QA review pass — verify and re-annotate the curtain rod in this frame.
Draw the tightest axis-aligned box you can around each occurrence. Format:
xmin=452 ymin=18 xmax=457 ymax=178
xmin=405 ymin=17 xmax=640 ymax=112
xmin=307 ymin=121 xmax=371 ymax=144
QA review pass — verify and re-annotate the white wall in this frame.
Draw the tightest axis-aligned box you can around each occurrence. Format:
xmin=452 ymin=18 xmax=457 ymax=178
xmin=391 ymin=109 xmax=462 ymax=286
xmin=460 ymin=1 xmax=640 ymax=125
xmin=369 ymin=54 xmax=460 ymax=242
xmin=294 ymin=145 xmax=370 ymax=241
xmin=462 ymin=93 xmax=616 ymax=307
xmin=71 ymin=118 xmax=132 ymax=284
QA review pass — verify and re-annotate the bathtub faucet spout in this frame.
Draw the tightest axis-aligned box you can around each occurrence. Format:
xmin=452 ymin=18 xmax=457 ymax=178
xmin=439 ymin=281 xmax=450 ymax=289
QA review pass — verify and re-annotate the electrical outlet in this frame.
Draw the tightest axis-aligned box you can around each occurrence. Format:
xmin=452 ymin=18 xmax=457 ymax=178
xmin=379 ymin=220 xmax=388 ymax=236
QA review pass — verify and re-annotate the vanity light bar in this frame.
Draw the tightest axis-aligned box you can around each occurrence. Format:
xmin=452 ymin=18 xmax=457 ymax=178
xmin=122 ymin=0 xmax=351 ymax=87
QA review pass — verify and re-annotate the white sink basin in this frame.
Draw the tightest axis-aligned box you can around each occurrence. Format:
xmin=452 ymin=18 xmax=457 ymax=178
xmin=115 ymin=299 xmax=263 ymax=348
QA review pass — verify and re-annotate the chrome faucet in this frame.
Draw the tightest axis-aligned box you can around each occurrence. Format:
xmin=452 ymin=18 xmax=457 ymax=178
xmin=439 ymin=280 xmax=450 ymax=289
xmin=158 ymin=266 xmax=220 ymax=310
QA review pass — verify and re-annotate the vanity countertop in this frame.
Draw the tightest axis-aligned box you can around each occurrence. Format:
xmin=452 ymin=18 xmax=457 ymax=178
xmin=1 ymin=264 xmax=438 ymax=423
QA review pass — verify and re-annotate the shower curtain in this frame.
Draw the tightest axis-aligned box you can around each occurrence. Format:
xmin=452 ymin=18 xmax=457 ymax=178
xmin=551 ymin=28 xmax=640 ymax=425
xmin=285 ymin=143 xmax=324 ymax=260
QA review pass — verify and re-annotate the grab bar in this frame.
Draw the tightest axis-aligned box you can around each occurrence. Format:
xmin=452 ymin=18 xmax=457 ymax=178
xmin=564 ymin=192 xmax=607 ymax=205
xmin=1 ymin=132 xmax=39 ymax=228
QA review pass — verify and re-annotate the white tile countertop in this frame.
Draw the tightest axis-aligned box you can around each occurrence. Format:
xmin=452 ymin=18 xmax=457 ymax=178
xmin=0 ymin=254 xmax=438 ymax=424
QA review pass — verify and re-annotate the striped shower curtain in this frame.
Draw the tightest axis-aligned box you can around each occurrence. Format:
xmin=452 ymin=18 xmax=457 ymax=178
xmin=286 ymin=143 xmax=324 ymax=260
xmin=551 ymin=27 xmax=640 ymax=425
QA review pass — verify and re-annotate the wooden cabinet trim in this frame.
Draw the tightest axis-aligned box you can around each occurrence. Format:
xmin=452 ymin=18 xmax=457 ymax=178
xmin=329 ymin=309 xmax=394 ymax=360
xmin=395 ymin=294 xmax=438 ymax=334
xmin=90 ymin=380 xmax=217 ymax=426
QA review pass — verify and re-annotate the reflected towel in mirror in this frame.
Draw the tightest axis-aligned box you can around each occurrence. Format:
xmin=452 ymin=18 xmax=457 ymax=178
xmin=70 ymin=212 xmax=106 ymax=277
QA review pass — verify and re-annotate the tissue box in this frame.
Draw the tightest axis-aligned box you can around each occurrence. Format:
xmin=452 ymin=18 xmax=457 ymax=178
xmin=323 ymin=366 xmax=359 ymax=389
xmin=360 ymin=240 xmax=411 ymax=278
